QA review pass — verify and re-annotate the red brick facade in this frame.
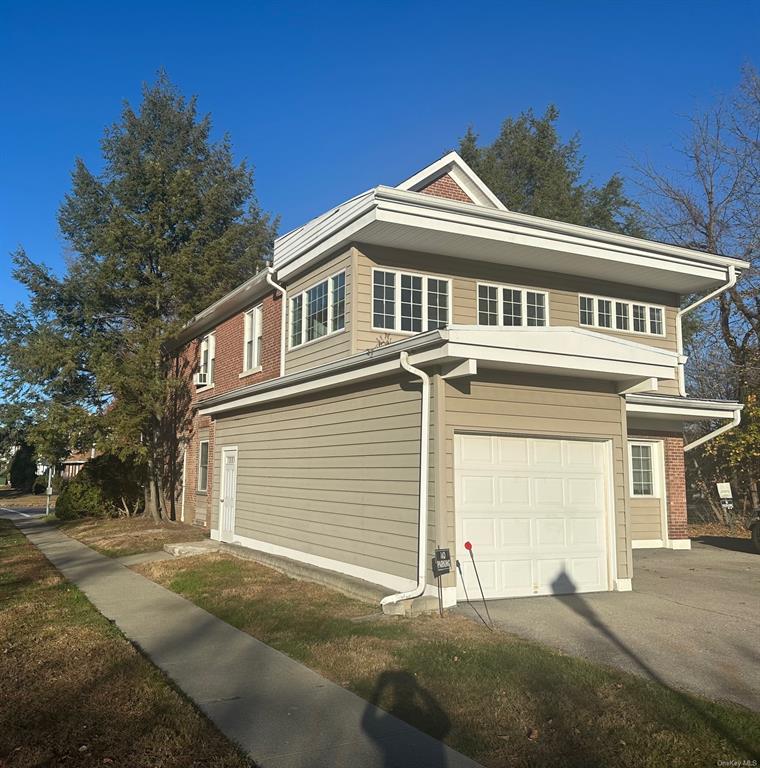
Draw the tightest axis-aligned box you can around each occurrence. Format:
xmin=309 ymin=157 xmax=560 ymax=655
xmin=418 ymin=173 xmax=473 ymax=204
xmin=629 ymin=430 xmax=688 ymax=540
xmin=179 ymin=289 xmax=282 ymax=527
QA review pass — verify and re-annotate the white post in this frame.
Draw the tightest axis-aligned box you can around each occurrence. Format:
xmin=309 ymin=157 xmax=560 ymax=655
xmin=45 ymin=465 xmax=52 ymax=516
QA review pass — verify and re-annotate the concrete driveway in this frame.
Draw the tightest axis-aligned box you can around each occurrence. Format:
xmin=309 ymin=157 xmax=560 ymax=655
xmin=458 ymin=542 xmax=760 ymax=710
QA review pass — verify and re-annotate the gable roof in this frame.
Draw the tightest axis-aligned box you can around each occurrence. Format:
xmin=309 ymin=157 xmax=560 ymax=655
xmin=396 ymin=151 xmax=507 ymax=210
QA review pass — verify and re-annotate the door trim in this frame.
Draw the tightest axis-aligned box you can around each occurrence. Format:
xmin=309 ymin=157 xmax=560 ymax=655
xmin=219 ymin=445 xmax=238 ymax=543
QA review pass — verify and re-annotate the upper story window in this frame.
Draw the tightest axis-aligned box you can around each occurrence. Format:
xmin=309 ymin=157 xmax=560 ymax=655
xmin=290 ymin=271 xmax=346 ymax=349
xmin=477 ymin=283 xmax=548 ymax=327
xmin=579 ymin=294 xmax=665 ymax=337
xmin=195 ymin=333 xmax=215 ymax=387
xmin=243 ymin=305 xmax=263 ymax=373
xmin=372 ymin=269 xmax=450 ymax=333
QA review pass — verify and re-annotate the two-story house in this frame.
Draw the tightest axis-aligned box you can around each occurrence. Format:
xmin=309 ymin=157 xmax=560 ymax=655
xmin=169 ymin=152 xmax=746 ymax=613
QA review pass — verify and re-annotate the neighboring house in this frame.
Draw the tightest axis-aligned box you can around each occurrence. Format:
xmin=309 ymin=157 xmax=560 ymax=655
xmin=61 ymin=448 xmax=96 ymax=480
xmin=169 ymin=152 xmax=746 ymax=612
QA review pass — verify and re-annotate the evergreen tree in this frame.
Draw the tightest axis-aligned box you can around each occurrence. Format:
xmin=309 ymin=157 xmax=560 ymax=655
xmin=0 ymin=73 xmax=278 ymax=519
xmin=459 ymin=106 xmax=645 ymax=235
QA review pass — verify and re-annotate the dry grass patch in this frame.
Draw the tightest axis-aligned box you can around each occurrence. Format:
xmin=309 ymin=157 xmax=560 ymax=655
xmin=0 ymin=520 xmax=250 ymax=768
xmin=58 ymin=515 xmax=209 ymax=557
xmin=687 ymin=521 xmax=751 ymax=539
xmin=0 ymin=487 xmax=56 ymax=509
xmin=139 ymin=552 xmax=760 ymax=768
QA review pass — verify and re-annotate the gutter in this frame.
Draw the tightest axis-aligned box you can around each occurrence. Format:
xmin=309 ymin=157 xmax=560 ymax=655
xmin=676 ymin=265 xmax=737 ymax=396
xmin=265 ymin=267 xmax=287 ymax=377
xmin=684 ymin=408 xmax=743 ymax=452
xmin=380 ymin=352 xmax=431 ymax=611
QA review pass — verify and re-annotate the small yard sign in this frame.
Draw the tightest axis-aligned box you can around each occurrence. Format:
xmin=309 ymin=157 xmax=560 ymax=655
xmin=432 ymin=548 xmax=451 ymax=578
xmin=716 ymin=482 xmax=733 ymax=499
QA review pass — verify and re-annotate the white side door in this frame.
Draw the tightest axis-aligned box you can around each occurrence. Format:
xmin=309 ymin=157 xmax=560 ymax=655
xmin=219 ymin=446 xmax=238 ymax=543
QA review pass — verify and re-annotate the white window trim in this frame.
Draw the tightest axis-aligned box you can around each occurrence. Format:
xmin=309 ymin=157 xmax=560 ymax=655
xmin=370 ymin=267 xmax=452 ymax=335
xmin=289 ymin=269 xmax=347 ymax=350
xmin=197 ymin=439 xmax=210 ymax=493
xmin=579 ymin=294 xmax=667 ymax=338
xmin=628 ymin=440 xmax=662 ymax=499
xmin=241 ymin=304 xmax=263 ymax=376
xmin=198 ymin=333 xmax=216 ymax=390
xmin=476 ymin=281 xmax=550 ymax=327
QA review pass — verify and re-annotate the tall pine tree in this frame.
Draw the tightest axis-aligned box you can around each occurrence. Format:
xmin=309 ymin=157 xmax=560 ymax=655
xmin=459 ymin=105 xmax=645 ymax=235
xmin=1 ymin=73 xmax=277 ymax=518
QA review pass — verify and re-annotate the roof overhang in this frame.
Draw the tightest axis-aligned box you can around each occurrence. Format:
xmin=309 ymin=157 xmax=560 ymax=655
xmin=168 ymin=270 xmax=270 ymax=349
xmin=625 ymin=393 xmax=743 ymax=431
xmin=199 ymin=326 xmax=680 ymax=417
xmin=273 ymin=187 xmax=747 ymax=293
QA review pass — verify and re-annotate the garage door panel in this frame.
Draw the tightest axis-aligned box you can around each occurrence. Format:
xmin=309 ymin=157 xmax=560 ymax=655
xmin=458 ymin=434 xmax=494 ymax=464
xmin=535 ymin=517 xmax=566 ymax=546
xmin=456 ymin=434 xmax=610 ymax=600
xmin=501 ymin=560 xmax=533 ymax=595
xmin=497 ymin=476 xmax=530 ymax=505
xmin=461 ymin=517 xmax=496 ymax=547
xmin=497 ymin=436 xmax=529 ymax=465
xmin=499 ymin=518 xmax=531 ymax=547
xmin=532 ymin=440 xmax=563 ymax=466
xmin=566 ymin=477 xmax=603 ymax=507
xmin=533 ymin=477 xmax=564 ymax=505
xmin=461 ymin=474 xmax=494 ymax=505
xmin=569 ymin=517 xmax=601 ymax=545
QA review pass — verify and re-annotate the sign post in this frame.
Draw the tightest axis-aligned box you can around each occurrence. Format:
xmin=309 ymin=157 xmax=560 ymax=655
xmin=431 ymin=547 xmax=451 ymax=617
xmin=45 ymin=466 xmax=52 ymax=517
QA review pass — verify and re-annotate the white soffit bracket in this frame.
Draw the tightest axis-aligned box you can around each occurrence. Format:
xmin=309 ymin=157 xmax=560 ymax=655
xmin=618 ymin=378 xmax=659 ymax=395
xmin=441 ymin=358 xmax=478 ymax=380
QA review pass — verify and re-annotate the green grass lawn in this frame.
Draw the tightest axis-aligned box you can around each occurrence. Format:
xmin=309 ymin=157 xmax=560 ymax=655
xmin=0 ymin=520 xmax=250 ymax=767
xmin=138 ymin=553 xmax=760 ymax=768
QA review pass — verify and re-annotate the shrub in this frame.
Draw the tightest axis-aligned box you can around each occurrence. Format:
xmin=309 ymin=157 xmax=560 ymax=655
xmin=55 ymin=454 xmax=142 ymax=520
xmin=32 ymin=472 xmax=64 ymax=495
xmin=9 ymin=443 xmax=37 ymax=492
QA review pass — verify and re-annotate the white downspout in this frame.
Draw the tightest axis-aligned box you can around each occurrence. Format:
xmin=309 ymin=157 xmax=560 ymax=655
xmin=180 ymin=447 xmax=187 ymax=522
xmin=266 ymin=267 xmax=287 ymax=378
xmin=380 ymin=352 xmax=431 ymax=609
xmin=676 ymin=265 xmax=736 ymax=396
xmin=684 ymin=408 xmax=742 ymax=452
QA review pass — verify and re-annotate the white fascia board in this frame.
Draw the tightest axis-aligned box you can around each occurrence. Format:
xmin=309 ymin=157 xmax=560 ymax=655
xmin=199 ymin=356 xmax=402 ymax=416
xmin=626 ymin=403 xmax=740 ymax=421
xmin=373 ymin=195 xmax=740 ymax=285
xmin=626 ymin=394 xmax=742 ymax=410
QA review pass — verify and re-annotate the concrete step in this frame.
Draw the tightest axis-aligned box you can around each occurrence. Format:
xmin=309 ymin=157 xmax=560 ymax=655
xmin=163 ymin=539 xmax=220 ymax=558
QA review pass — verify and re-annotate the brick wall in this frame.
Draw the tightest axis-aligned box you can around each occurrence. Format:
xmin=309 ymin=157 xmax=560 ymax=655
xmin=179 ymin=289 xmax=282 ymax=526
xmin=629 ymin=430 xmax=688 ymax=540
xmin=418 ymin=173 xmax=473 ymax=204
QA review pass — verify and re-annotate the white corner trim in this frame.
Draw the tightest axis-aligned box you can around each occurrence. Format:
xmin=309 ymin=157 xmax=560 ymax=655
xmin=613 ymin=578 xmax=633 ymax=592
xmin=666 ymin=539 xmax=692 ymax=550
xmin=212 ymin=531 xmax=418 ymax=594
xmin=632 ymin=539 xmax=665 ymax=549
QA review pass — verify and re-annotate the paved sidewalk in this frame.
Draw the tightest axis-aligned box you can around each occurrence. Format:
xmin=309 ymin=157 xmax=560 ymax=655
xmin=8 ymin=514 xmax=480 ymax=768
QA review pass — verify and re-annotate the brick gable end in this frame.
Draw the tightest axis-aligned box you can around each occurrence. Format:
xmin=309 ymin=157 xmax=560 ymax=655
xmin=418 ymin=173 xmax=474 ymax=204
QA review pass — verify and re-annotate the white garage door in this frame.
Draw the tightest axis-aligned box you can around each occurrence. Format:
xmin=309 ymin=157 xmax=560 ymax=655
xmin=455 ymin=434 xmax=610 ymax=599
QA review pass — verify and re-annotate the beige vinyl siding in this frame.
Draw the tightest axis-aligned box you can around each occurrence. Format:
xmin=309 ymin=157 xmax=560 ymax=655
xmin=285 ymin=249 xmax=352 ymax=374
xmin=354 ymin=244 xmax=680 ymax=358
xmin=211 ymin=375 xmax=433 ymax=583
xmin=630 ymin=498 xmax=664 ymax=540
xmin=444 ymin=371 xmax=632 ymax=580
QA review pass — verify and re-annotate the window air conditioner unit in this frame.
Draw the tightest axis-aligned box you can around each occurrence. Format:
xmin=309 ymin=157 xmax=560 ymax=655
xmin=193 ymin=372 xmax=208 ymax=387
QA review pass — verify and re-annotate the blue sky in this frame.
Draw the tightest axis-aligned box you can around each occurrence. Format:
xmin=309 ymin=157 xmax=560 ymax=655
xmin=1 ymin=1 xmax=758 ymax=308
